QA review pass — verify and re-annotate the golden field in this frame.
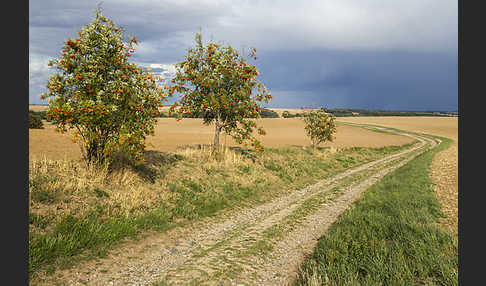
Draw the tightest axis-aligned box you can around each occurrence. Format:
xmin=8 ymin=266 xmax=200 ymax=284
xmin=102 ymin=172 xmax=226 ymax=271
xmin=337 ymin=116 xmax=458 ymax=141
xmin=29 ymin=105 xmax=49 ymax=112
xmin=29 ymin=117 xmax=416 ymax=161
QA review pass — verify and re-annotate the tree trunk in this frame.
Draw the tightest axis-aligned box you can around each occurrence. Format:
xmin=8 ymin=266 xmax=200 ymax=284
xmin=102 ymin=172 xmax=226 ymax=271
xmin=213 ymin=121 xmax=222 ymax=153
xmin=84 ymin=138 xmax=106 ymax=166
xmin=213 ymin=113 xmax=223 ymax=153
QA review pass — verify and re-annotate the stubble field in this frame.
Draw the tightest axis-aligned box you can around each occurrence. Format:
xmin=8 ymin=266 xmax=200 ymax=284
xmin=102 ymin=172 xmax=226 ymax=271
xmin=336 ymin=116 xmax=457 ymax=141
xmin=29 ymin=117 xmax=415 ymax=161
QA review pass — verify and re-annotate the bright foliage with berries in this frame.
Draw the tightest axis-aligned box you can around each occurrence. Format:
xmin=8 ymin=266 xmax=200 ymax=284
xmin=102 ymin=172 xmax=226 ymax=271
xmin=40 ymin=9 xmax=169 ymax=165
xmin=301 ymin=108 xmax=337 ymax=149
xmin=168 ymin=33 xmax=272 ymax=153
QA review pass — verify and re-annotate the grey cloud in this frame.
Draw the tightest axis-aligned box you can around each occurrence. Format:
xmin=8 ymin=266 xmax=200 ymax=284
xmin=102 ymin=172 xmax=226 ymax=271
xmin=256 ymin=49 xmax=457 ymax=111
xmin=29 ymin=0 xmax=457 ymax=110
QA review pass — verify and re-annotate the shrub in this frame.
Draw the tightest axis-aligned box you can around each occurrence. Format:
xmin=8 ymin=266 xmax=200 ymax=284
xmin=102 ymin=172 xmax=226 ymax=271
xmin=29 ymin=112 xmax=44 ymax=129
xmin=155 ymin=112 xmax=168 ymax=118
xmin=282 ymin=111 xmax=294 ymax=118
xmin=301 ymin=108 xmax=337 ymax=149
xmin=259 ymin=108 xmax=279 ymax=118
xmin=29 ymin=110 xmax=48 ymax=120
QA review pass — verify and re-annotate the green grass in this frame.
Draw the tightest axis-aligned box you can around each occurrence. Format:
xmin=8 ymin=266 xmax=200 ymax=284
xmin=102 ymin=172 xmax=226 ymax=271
xmin=293 ymin=136 xmax=457 ymax=286
xmin=29 ymin=213 xmax=51 ymax=230
xmin=28 ymin=143 xmax=414 ymax=279
xmin=29 ymin=174 xmax=61 ymax=204
xmin=29 ymin=203 xmax=174 ymax=275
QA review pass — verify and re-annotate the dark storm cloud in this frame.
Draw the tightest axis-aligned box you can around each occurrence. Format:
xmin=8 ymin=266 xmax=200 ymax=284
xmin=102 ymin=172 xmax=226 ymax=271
xmin=257 ymin=50 xmax=457 ymax=111
xmin=29 ymin=0 xmax=457 ymax=111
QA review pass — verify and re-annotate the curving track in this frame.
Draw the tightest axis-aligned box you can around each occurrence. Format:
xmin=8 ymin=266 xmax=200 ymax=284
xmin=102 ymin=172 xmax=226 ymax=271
xmin=35 ymin=127 xmax=440 ymax=286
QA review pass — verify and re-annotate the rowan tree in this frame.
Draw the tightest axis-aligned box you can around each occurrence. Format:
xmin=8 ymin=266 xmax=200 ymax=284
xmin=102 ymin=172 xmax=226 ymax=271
xmin=40 ymin=8 xmax=169 ymax=166
xmin=168 ymin=33 xmax=272 ymax=153
xmin=301 ymin=108 xmax=337 ymax=149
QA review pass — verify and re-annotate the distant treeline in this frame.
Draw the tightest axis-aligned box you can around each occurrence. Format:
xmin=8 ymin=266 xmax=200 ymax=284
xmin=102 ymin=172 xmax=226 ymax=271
xmin=29 ymin=110 xmax=48 ymax=120
xmin=155 ymin=108 xmax=280 ymax=118
xmin=28 ymin=108 xmax=280 ymax=120
xmin=324 ymin=108 xmax=458 ymax=117
xmin=29 ymin=106 xmax=458 ymax=120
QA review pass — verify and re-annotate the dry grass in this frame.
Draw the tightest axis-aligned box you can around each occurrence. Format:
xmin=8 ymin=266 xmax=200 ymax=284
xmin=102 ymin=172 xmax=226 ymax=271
xmin=29 ymin=156 xmax=176 ymax=235
xmin=295 ymin=261 xmax=325 ymax=286
xmin=28 ymin=143 xmax=263 ymax=235
xmin=176 ymin=144 xmax=247 ymax=168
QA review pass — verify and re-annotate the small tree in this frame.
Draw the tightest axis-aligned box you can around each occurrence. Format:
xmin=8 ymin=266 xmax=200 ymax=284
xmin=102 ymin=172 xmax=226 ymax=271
xmin=168 ymin=33 xmax=272 ymax=153
xmin=259 ymin=108 xmax=279 ymax=118
xmin=282 ymin=111 xmax=294 ymax=118
xmin=40 ymin=8 xmax=168 ymax=166
xmin=301 ymin=108 xmax=337 ymax=149
xmin=29 ymin=111 xmax=44 ymax=129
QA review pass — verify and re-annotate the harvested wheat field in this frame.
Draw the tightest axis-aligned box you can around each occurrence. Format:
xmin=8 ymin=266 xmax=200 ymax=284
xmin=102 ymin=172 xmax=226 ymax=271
xmin=337 ymin=116 xmax=457 ymax=140
xmin=29 ymin=104 xmax=49 ymax=112
xmin=338 ymin=116 xmax=458 ymax=234
xmin=267 ymin=107 xmax=306 ymax=117
xmin=29 ymin=117 xmax=415 ymax=161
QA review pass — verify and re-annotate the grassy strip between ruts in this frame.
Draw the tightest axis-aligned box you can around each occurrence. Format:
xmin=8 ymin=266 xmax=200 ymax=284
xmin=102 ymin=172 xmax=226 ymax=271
xmin=293 ymin=136 xmax=457 ymax=286
xmin=29 ymin=142 xmax=415 ymax=281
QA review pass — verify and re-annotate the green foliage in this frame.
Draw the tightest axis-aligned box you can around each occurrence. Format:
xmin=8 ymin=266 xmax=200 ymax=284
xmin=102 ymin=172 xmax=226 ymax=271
xmin=93 ymin=188 xmax=109 ymax=198
xmin=30 ymin=109 xmax=48 ymax=120
xmin=301 ymin=108 xmax=337 ymax=148
xmin=39 ymin=8 xmax=169 ymax=166
xmin=282 ymin=111 xmax=302 ymax=118
xmin=259 ymin=108 xmax=279 ymax=118
xmin=29 ymin=111 xmax=44 ymax=129
xmin=155 ymin=112 xmax=168 ymax=118
xmin=282 ymin=110 xmax=294 ymax=118
xmin=30 ymin=213 xmax=51 ymax=230
xmin=31 ymin=188 xmax=61 ymax=204
xmin=169 ymin=32 xmax=272 ymax=153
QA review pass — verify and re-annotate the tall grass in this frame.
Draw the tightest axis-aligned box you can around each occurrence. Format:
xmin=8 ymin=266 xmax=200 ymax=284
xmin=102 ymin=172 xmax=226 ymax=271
xmin=294 ymin=137 xmax=457 ymax=286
